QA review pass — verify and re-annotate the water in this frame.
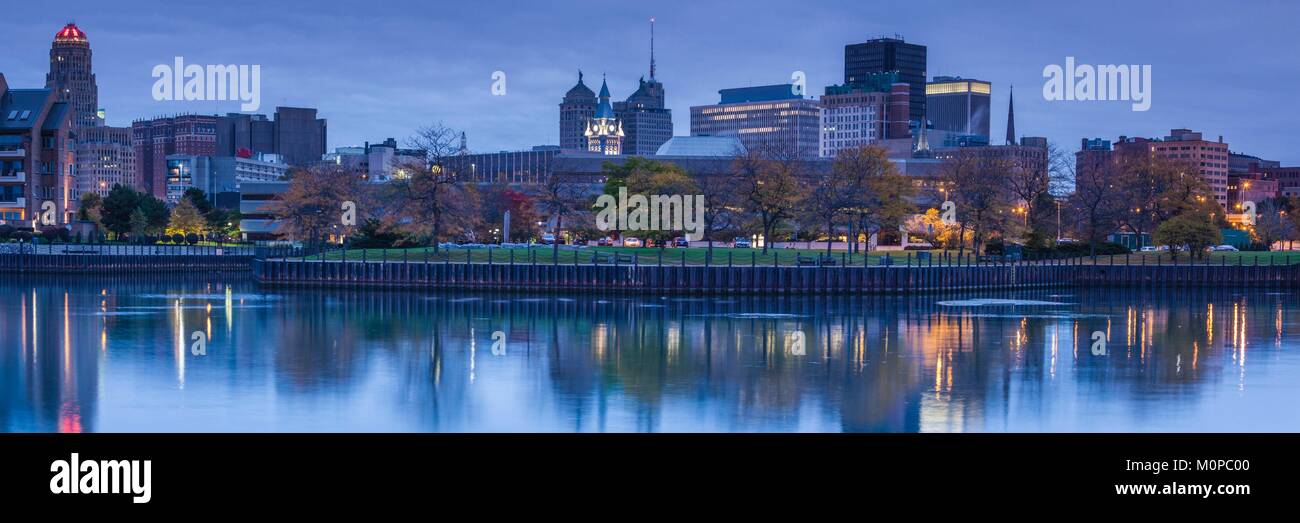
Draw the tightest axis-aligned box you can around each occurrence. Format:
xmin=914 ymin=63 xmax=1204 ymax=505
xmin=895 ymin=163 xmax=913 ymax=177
xmin=2 ymin=276 xmax=1297 ymax=432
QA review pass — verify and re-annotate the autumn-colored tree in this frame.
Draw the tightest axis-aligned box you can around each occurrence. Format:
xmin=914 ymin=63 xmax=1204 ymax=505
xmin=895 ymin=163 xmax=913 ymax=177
xmin=271 ymin=163 xmax=363 ymax=244
xmin=391 ymin=123 xmax=474 ymax=251
xmin=838 ymin=145 xmax=914 ymax=253
xmin=166 ymin=198 xmax=207 ymax=235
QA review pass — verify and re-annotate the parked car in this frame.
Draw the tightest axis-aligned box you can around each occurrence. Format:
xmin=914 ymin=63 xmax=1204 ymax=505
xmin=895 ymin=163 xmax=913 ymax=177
xmin=623 ymin=237 xmax=642 ymax=248
xmin=733 ymin=237 xmax=752 ymax=248
xmin=541 ymin=233 xmax=557 ymax=245
xmin=1139 ymin=246 xmax=1159 ymax=252
xmin=1212 ymin=244 xmax=1240 ymax=252
xmin=673 ymin=237 xmax=690 ymax=248
xmin=596 ymin=237 xmax=613 ymax=247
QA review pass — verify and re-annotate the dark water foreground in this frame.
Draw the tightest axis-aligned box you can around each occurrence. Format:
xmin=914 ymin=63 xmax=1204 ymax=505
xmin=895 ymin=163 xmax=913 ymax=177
xmin=2 ymin=275 xmax=1297 ymax=432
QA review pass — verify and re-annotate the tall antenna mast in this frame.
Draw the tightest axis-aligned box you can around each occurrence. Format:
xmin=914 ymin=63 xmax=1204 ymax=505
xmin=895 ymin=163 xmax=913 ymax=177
xmin=649 ymin=17 xmax=656 ymax=80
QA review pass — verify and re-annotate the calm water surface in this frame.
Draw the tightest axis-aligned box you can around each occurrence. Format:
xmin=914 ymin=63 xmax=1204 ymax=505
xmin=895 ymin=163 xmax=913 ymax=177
xmin=2 ymin=276 xmax=1298 ymax=432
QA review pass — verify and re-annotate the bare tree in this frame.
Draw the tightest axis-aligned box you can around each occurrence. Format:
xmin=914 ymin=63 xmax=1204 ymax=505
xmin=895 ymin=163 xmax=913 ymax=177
xmin=538 ymin=171 xmax=588 ymax=258
xmin=394 ymin=123 xmax=471 ymax=252
xmin=735 ymin=142 xmax=807 ymax=254
xmin=1068 ymin=147 xmax=1124 ymax=254
xmin=940 ymin=149 xmax=1012 ymax=256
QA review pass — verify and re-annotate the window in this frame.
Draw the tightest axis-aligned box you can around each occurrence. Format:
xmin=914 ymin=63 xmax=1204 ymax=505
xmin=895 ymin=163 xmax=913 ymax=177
xmin=5 ymin=111 xmax=16 ymax=120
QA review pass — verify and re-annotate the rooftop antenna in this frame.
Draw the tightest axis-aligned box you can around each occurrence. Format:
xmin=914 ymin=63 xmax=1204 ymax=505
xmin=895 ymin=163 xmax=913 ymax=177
xmin=649 ymin=17 xmax=657 ymax=80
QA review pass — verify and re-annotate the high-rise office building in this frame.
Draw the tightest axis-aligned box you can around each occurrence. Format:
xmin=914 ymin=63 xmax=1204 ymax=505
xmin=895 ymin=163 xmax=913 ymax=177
xmin=559 ymin=72 xmax=597 ymax=151
xmin=270 ymin=107 xmax=327 ymax=167
xmin=926 ymin=76 xmax=990 ymax=140
xmin=132 ymin=115 xmax=218 ymax=199
xmin=615 ymin=78 xmax=672 ymax=156
xmin=45 ymin=23 xmax=101 ymax=128
xmin=844 ymin=37 xmax=926 ymax=129
xmin=819 ymin=72 xmax=912 ymax=158
xmin=0 ymin=74 xmax=77 ymax=226
xmin=1114 ymin=129 xmax=1230 ymax=207
xmin=74 ymin=125 xmax=134 ymax=197
xmin=690 ymin=84 xmax=821 ymax=158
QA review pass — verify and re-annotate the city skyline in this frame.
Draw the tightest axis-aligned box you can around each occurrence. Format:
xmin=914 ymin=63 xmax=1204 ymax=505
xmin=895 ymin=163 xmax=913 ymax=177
xmin=1 ymin=0 xmax=1297 ymax=164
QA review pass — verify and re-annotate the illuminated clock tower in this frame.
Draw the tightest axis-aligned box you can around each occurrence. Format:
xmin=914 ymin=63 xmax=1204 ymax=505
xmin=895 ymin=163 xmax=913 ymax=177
xmin=584 ymin=77 xmax=623 ymax=155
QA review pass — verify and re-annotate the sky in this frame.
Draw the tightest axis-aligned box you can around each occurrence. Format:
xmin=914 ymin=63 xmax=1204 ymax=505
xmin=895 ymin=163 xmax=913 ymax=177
xmin=2 ymin=0 xmax=1297 ymax=164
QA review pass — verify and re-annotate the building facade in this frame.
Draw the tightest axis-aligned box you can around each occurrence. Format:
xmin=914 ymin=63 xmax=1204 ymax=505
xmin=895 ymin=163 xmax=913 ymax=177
xmin=819 ymin=76 xmax=911 ymax=158
xmin=215 ymin=107 xmax=326 ymax=167
xmin=559 ymin=72 xmax=596 ymax=152
xmin=926 ymin=76 xmax=991 ymax=140
xmin=132 ymin=114 xmax=218 ymax=200
xmin=1114 ymin=128 xmax=1230 ymax=207
xmin=0 ymin=74 xmax=76 ymax=226
xmin=166 ymin=153 xmax=288 ymax=205
xmin=690 ymin=84 xmax=821 ymax=158
xmin=74 ymin=125 xmax=134 ymax=197
xmin=45 ymin=23 xmax=100 ymax=128
xmin=322 ymin=138 xmax=426 ymax=183
xmin=459 ymin=146 xmax=559 ymax=185
xmin=844 ymin=37 xmax=926 ymax=128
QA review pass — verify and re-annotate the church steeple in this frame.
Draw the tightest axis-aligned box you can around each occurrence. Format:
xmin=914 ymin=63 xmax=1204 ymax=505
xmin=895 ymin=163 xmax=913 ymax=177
xmin=1005 ymin=85 xmax=1016 ymax=145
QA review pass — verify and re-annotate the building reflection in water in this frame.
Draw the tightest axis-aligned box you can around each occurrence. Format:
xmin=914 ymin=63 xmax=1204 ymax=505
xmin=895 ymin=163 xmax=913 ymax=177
xmin=0 ymin=276 xmax=1297 ymax=432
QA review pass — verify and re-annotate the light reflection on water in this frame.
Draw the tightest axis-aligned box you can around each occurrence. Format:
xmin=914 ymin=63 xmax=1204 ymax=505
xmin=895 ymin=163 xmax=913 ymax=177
xmin=1 ymin=276 xmax=1297 ymax=432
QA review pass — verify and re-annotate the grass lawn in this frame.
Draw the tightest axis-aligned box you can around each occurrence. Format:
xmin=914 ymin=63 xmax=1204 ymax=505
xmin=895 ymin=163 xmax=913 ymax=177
xmin=298 ymin=245 xmax=1300 ymax=267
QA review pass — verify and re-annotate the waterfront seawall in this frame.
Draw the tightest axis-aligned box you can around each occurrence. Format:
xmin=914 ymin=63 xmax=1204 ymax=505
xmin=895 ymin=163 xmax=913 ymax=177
xmin=250 ymin=259 xmax=1300 ymax=294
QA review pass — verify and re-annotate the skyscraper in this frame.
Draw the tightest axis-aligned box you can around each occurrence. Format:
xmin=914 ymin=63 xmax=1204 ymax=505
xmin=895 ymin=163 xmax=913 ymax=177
xmin=844 ymin=37 xmax=926 ymax=129
xmin=614 ymin=18 xmax=673 ymax=155
xmin=926 ymin=76 xmax=991 ymax=140
xmin=584 ymin=78 xmax=624 ymax=155
xmin=559 ymin=72 xmax=596 ymax=151
xmin=45 ymin=23 xmax=100 ymax=128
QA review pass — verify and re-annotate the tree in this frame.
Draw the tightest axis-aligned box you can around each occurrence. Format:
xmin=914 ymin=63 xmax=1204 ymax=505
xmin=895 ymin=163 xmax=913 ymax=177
xmin=128 ymin=208 xmax=149 ymax=241
xmin=138 ymin=194 xmax=170 ymax=235
xmin=538 ymin=171 xmax=587 ymax=256
xmin=839 ymin=145 xmax=914 ymax=253
xmin=1252 ymin=199 xmax=1297 ymax=250
xmin=182 ymin=187 xmax=215 ymax=216
xmin=1069 ymin=148 xmax=1125 ymax=254
xmin=1153 ymin=212 xmax=1221 ymax=259
xmin=735 ymin=143 xmax=806 ymax=254
xmin=271 ymin=163 xmax=363 ymax=244
xmin=940 ymin=149 xmax=1011 ymax=255
xmin=101 ymin=184 xmax=141 ymax=237
xmin=800 ymin=157 xmax=853 ymax=254
xmin=167 ymin=199 xmax=207 ymax=235
xmin=77 ymin=192 xmax=103 ymax=226
xmin=392 ymin=123 xmax=472 ymax=252
xmin=479 ymin=185 xmax=542 ymax=242
xmin=695 ymin=171 xmax=741 ymax=257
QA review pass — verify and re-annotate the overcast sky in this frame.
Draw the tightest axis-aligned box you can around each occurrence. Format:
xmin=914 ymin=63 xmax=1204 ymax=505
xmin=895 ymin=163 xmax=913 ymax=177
xmin=2 ymin=0 xmax=1297 ymax=163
